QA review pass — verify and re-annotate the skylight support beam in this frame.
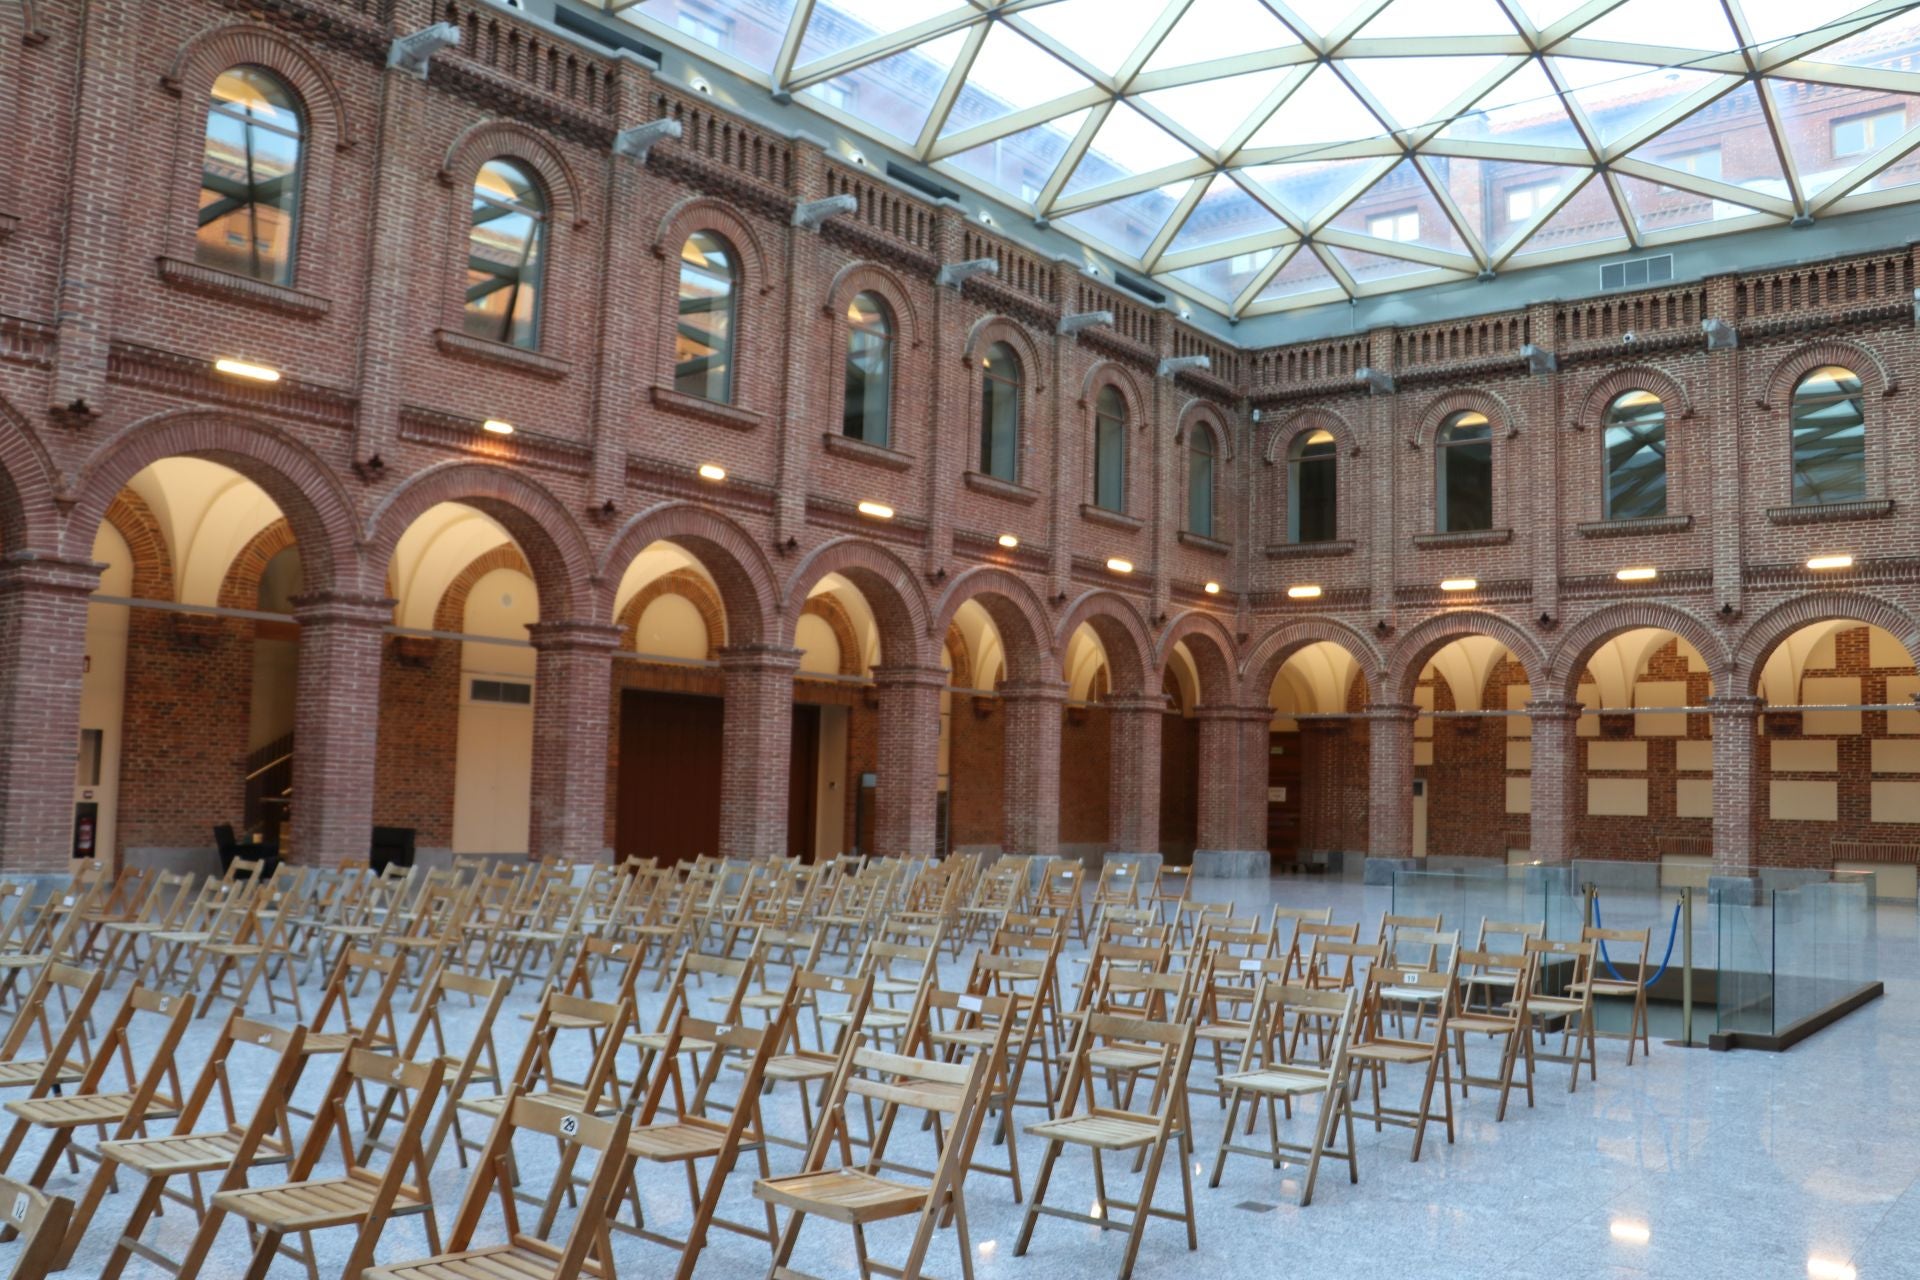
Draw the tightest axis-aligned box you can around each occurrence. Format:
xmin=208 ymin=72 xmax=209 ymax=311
xmin=914 ymin=19 xmax=992 ymax=157
xmin=1809 ymin=117 xmax=1920 ymax=213
xmin=787 ymin=7 xmax=985 ymax=91
xmin=1141 ymin=176 xmax=1213 ymax=270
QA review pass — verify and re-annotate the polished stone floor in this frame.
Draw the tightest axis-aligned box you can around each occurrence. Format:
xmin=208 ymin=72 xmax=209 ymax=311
xmin=5 ymin=874 xmax=1912 ymax=1280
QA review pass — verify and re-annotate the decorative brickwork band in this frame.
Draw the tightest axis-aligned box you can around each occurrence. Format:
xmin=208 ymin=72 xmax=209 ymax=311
xmin=290 ymin=592 xmax=395 ymax=866
xmin=1365 ymin=703 xmax=1421 ymax=859
xmin=998 ymin=679 xmax=1069 ymax=857
xmin=718 ymin=645 xmax=803 ymax=861
xmin=1526 ymin=698 xmax=1584 ymax=864
xmin=1706 ymin=695 xmax=1765 ymax=876
xmin=528 ymin=621 xmax=622 ymax=863
xmin=1105 ymin=694 xmax=1165 ymax=855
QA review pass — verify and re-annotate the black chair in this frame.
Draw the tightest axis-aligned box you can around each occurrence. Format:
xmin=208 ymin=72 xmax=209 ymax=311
xmin=370 ymin=826 xmax=416 ymax=877
xmin=213 ymin=823 xmax=238 ymax=871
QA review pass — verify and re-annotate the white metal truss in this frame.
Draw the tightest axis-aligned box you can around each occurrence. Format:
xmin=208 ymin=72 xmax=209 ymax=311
xmin=613 ymin=0 xmax=1920 ymax=317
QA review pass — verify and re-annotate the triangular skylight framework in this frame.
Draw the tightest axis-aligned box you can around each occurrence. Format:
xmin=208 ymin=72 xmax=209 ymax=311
xmin=613 ymin=0 xmax=1920 ymax=317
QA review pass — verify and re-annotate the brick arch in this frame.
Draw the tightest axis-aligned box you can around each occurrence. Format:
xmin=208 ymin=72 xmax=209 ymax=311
xmin=217 ymin=518 xmax=298 ymax=610
xmin=103 ymin=491 xmax=175 ymax=602
xmin=0 ymin=392 xmax=72 ymax=552
xmin=1409 ymin=387 xmax=1519 ymax=449
xmin=1573 ymin=363 xmax=1695 ymax=426
xmin=1175 ymin=398 xmax=1234 ymax=461
xmin=1239 ymin=617 xmax=1385 ymax=707
xmin=943 ymin=623 xmax=972 ymax=688
xmin=782 ymin=537 xmax=931 ymax=669
xmin=824 ymin=261 xmax=923 ymax=348
xmin=1734 ymin=592 xmax=1920 ymax=691
xmin=800 ymin=594 xmax=863 ymax=676
xmin=440 ymin=119 xmax=582 ymax=224
xmin=166 ymin=22 xmax=353 ymax=147
xmin=1079 ymin=361 xmax=1148 ymax=418
xmin=1260 ymin=405 xmax=1360 ymax=465
xmin=595 ymin=501 xmax=776 ymax=649
xmin=1056 ymin=590 xmax=1154 ymax=697
xmin=959 ymin=315 xmax=1047 ymax=391
xmin=1388 ymin=610 xmax=1547 ymax=703
xmin=1759 ymin=338 xmax=1896 ymax=409
xmin=364 ymin=462 xmax=592 ymax=622
xmin=615 ymin=567 xmax=723 ymax=658
xmin=930 ymin=566 xmax=1053 ymax=684
xmin=435 ymin=543 xmax=534 ymax=633
xmin=1548 ymin=600 xmax=1731 ymax=700
xmin=1155 ymin=610 xmax=1238 ymax=707
xmin=66 ymin=410 xmax=357 ymax=596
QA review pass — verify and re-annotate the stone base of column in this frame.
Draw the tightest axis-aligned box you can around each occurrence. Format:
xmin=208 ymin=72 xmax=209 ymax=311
xmin=1193 ymin=849 xmax=1271 ymax=878
xmin=1707 ymin=874 xmax=1766 ymax=907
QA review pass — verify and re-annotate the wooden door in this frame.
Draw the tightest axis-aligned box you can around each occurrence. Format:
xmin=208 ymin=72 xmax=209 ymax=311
xmin=1266 ymin=731 xmax=1304 ymax=862
xmin=788 ymin=704 xmax=819 ymax=861
xmin=617 ymin=691 xmax=722 ymax=864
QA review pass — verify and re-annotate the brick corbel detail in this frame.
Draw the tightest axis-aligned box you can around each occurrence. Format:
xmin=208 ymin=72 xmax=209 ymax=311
xmin=1707 ymin=695 xmax=1764 ymax=876
xmin=999 ymin=678 xmax=1068 ymax=857
xmin=1526 ymin=698 xmax=1583 ymax=864
xmin=1106 ymin=694 xmax=1165 ymax=855
xmin=289 ymin=592 xmax=394 ymax=866
xmin=0 ymin=554 xmax=102 ymax=869
xmin=528 ymin=620 xmax=622 ymax=863
xmin=718 ymin=645 xmax=802 ymax=861
xmin=1365 ymin=703 xmax=1421 ymax=859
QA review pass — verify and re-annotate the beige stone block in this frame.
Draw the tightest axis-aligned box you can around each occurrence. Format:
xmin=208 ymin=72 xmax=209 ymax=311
xmin=1769 ymin=779 xmax=1837 ymax=822
xmin=1588 ymin=778 xmax=1648 ymax=816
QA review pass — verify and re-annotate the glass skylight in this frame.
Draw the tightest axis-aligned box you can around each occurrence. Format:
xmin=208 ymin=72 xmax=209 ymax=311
xmin=622 ymin=0 xmax=1920 ymax=317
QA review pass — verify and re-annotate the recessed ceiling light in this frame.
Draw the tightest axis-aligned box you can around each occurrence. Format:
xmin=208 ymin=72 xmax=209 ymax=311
xmin=997 ymin=534 xmax=1019 ymax=549
xmin=212 ymin=357 xmax=279 ymax=383
xmin=1806 ymin=554 xmax=1853 ymax=571
xmin=1615 ymin=566 xmax=1657 ymax=581
xmin=1287 ymin=585 xmax=1321 ymax=599
xmin=481 ymin=419 xmax=514 ymax=436
xmin=1204 ymin=581 xmax=1222 ymax=595
xmin=1440 ymin=578 xmax=1478 ymax=592
xmin=857 ymin=501 xmax=894 ymax=519
xmin=1807 ymin=1261 xmax=1856 ymax=1280
xmin=697 ymin=463 xmax=726 ymax=481
xmin=1609 ymin=1221 xmax=1650 ymax=1245
xmin=1106 ymin=557 xmax=1133 ymax=574
xmin=690 ymin=76 xmax=711 ymax=94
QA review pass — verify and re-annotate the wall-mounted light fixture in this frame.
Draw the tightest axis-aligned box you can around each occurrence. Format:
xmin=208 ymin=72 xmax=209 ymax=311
xmin=213 ymin=357 xmax=280 ymax=383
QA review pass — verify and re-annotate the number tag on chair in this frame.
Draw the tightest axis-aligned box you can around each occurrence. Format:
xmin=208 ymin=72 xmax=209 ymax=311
xmin=259 ymin=1033 xmax=274 ymax=1044
xmin=11 ymin=1193 xmax=26 ymax=1221
xmin=61 ymin=896 xmax=74 ymax=907
xmin=1402 ymin=972 xmax=1421 ymax=984
xmin=714 ymin=1024 xmax=732 ymax=1037
xmin=957 ymin=994 xmax=983 ymax=1013
xmin=560 ymin=1115 xmax=580 ymax=1137
xmin=391 ymin=1062 xmax=404 ymax=1080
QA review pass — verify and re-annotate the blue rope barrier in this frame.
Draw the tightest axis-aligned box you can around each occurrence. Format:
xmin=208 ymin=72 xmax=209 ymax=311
xmin=1591 ymin=894 xmax=1682 ymax=986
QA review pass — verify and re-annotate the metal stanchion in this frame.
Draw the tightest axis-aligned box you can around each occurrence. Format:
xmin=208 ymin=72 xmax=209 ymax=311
xmin=1681 ymin=885 xmax=1695 ymax=1047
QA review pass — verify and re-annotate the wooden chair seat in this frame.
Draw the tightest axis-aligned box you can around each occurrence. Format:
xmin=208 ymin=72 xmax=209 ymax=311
xmin=1379 ymin=985 xmax=1444 ymax=1004
xmin=926 ymin=1025 xmax=1000 ymax=1049
xmin=1218 ymin=1065 xmax=1332 ymax=1097
xmin=1566 ymin=979 xmax=1638 ymax=998
xmin=873 ymin=977 xmax=920 ymax=995
xmin=1087 ymin=1045 xmax=1162 ymax=1073
xmin=627 ymin=1119 xmax=751 ymax=1163
xmin=1347 ymin=1041 xmax=1432 ymax=1066
xmin=212 ymin=1176 xmax=428 ymax=1232
xmin=0 ymin=1059 xmax=84 ymax=1089
xmin=1449 ymin=1011 xmax=1519 ymax=1036
xmin=754 ymin=1168 xmax=927 ymax=1225
xmin=302 ymin=1029 xmax=394 ymax=1055
xmin=757 ymin=1054 xmax=836 ymax=1083
xmin=824 ymin=1007 xmax=907 ymax=1030
xmin=624 ymin=1029 xmax=713 ymax=1054
xmin=148 ymin=931 xmax=211 ymax=946
xmin=1025 ymin=1112 xmax=1161 ymax=1152
xmin=1521 ymin=995 xmax=1586 ymax=1016
xmin=198 ymin=942 xmax=265 ymax=960
xmin=365 ymin=1243 xmax=568 ymax=1280
xmin=5 ymin=1090 xmax=179 ymax=1129
xmin=1195 ymin=1020 xmax=1251 ymax=1042
xmin=515 ymin=1009 xmax=603 ymax=1031
xmin=456 ymin=1085 xmax=593 ymax=1120
xmin=735 ymin=991 xmax=787 ymax=1011
xmin=0 ymin=955 xmax=49 ymax=971
xmin=99 ymin=1129 xmax=288 ymax=1177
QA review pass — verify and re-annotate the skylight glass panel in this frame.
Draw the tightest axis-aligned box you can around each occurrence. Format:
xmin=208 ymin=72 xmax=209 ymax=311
xmin=1624 ymin=83 xmax=1790 ymax=202
xmin=1553 ymin=59 xmax=1733 ymax=147
xmin=1787 ymin=9 xmax=1920 ymax=72
xmin=1243 ymin=157 xmax=1383 ymax=221
xmin=1438 ymin=59 xmax=1589 ymax=152
xmin=1574 ymin=0 xmax=1739 ymax=53
xmin=1615 ymin=173 xmax=1775 ymax=233
xmin=1328 ymin=244 xmax=1454 ymax=286
xmin=803 ymin=28 xmax=970 ymax=146
xmin=1508 ymin=173 xmax=1628 ymax=258
xmin=1763 ymin=78 xmax=1920 ymax=199
xmin=1512 ymin=0 xmax=1597 ymax=30
xmin=1163 ymin=175 xmax=1287 ymax=254
xmin=1014 ymin=0 xmax=1167 ymax=77
xmin=1342 ymin=56 xmax=1508 ymax=132
xmin=1138 ymin=68 xmax=1293 ymax=151
xmin=794 ymin=0 xmax=968 ymax=70
xmin=939 ymin=24 xmax=1091 ymax=140
xmin=939 ymin=108 xmax=1092 ymax=206
xmin=1057 ymin=183 xmax=1191 ymax=259
xmin=1730 ymin=1 xmax=1860 ymax=50
xmin=1353 ymin=0 xmax=1521 ymax=39
xmin=1847 ymin=142 xmax=1920 ymax=199
xmin=1063 ymin=102 xmax=1194 ymax=196
xmin=1421 ymin=156 xmax=1587 ymax=251
xmin=1171 ymin=252 xmax=1277 ymax=305
xmin=1256 ymin=246 xmax=1344 ymax=300
xmin=1283 ymin=0 xmax=1372 ymax=40
xmin=1326 ymin=159 xmax=1470 ymax=254
xmin=1245 ymin=63 xmax=1388 ymax=149
xmin=1142 ymin=0 xmax=1309 ymax=72
xmin=635 ymin=0 xmax=799 ymax=73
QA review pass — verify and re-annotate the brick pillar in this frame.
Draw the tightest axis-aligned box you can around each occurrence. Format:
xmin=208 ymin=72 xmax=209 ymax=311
xmin=1367 ymin=703 xmax=1419 ymax=858
xmin=873 ymin=664 xmax=946 ymax=858
xmin=528 ymin=621 xmax=621 ymax=863
xmin=291 ymin=593 xmax=392 ymax=866
xmin=1105 ymin=694 xmax=1163 ymax=855
xmin=1192 ymin=704 xmax=1270 ymax=875
xmin=0 ymin=554 xmax=99 ymax=870
xmin=1527 ymin=698 xmax=1582 ymax=864
xmin=719 ymin=645 xmax=802 ymax=861
xmin=999 ymin=679 xmax=1066 ymax=857
xmin=1708 ymin=695 xmax=1762 ymax=877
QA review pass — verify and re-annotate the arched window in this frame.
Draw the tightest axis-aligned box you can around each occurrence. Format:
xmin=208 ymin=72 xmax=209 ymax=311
xmin=1436 ymin=410 xmax=1493 ymax=532
xmin=677 ymin=231 xmax=739 ymax=402
xmin=465 ymin=159 xmax=547 ymax=349
xmin=1790 ymin=366 xmax=1866 ymax=506
xmin=1093 ymin=385 xmax=1126 ymax=512
xmin=1288 ymin=428 xmax=1337 ymax=543
xmin=979 ymin=342 xmax=1021 ymax=481
xmin=1188 ymin=424 xmax=1217 ymax=538
xmin=843 ymin=291 xmax=892 ymax=445
xmin=197 ymin=67 xmax=303 ymax=286
xmin=1603 ymin=390 xmax=1667 ymax=520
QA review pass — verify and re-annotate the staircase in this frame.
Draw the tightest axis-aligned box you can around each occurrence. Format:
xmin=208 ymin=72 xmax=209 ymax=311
xmin=244 ymin=732 xmax=293 ymax=842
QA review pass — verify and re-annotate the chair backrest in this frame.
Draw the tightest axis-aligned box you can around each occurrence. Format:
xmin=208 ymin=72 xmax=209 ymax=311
xmin=1476 ymin=918 xmax=1545 ymax=952
xmin=71 ymin=985 xmax=195 ymax=1125
xmin=212 ymin=825 xmax=237 ymax=856
xmin=1060 ymin=1010 xmax=1195 ymax=1129
xmin=1241 ymin=979 xmax=1357 ymax=1078
xmin=813 ymin=1040 xmax=992 ymax=1212
xmin=1287 ymin=921 xmax=1362 ymax=983
xmin=309 ymin=945 xmax=406 ymax=1048
xmin=170 ymin=1013 xmax=311 ymax=1155
xmin=0 ymin=962 xmax=104 ymax=1089
xmin=0 ymin=1175 xmax=72 ymax=1280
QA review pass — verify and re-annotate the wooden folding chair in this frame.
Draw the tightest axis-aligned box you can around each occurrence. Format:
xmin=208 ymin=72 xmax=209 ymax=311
xmin=179 ymin=1046 xmax=446 ymax=1279
xmin=137 ymin=875 xmax=253 ymax=992
xmin=1572 ymin=924 xmax=1654 ymax=1064
xmin=0 ymin=962 xmax=103 ymax=1098
xmin=1462 ymin=918 xmax=1543 ymax=1011
xmin=363 ymin=1093 xmax=635 ymax=1280
xmin=1147 ymin=865 xmax=1190 ymax=935
xmin=1017 ymin=1011 xmax=1198 ymax=1280
xmin=1447 ymin=946 xmax=1536 ymax=1121
xmin=91 ymin=1016 xmax=313 ymax=1278
xmin=1346 ymin=957 xmax=1457 ymax=1161
xmin=1035 ymin=860 xmax=1087 ymax=943
xmin=183 ymin=873 xmax=306 ymax=1020
xmin=754 ymin=1040 xmax=993 ymax=1280
xmin=0 ymin=1175 xmax=72 ymax=1280
xmin=300 ymin=946 xmax=406 ymax=1057
xmin=827 ymin=937 xmax=936 ymax=1049
xmin=1092 ymin=862 xmax=1141 ymax=913
xmin=1515 ymin=936 xmax=1601 ymax=1091
xmin=1210 ymin=980 xmax=1359 ymax=1206
xmin=752 ymin=967 xmax=875 ymax=1153
xmin=95 ymin=871 xmax=197 ymax=987
xmin=626 ymin=945 xmax=762 ymax=1086
xmin=364 ymin=961 xmax=509 ymax=1171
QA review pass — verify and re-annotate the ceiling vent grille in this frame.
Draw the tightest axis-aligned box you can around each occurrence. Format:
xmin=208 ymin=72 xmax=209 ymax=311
xmin=1114 ymin=271 xmax=1166 ymax=303
xmin=1599 ymin=254 xmax=1674 ymax=291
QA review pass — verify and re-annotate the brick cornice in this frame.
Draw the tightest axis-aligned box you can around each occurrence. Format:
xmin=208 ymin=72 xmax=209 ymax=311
xmin=651 ymin=385 xmax=764 ymax=432
xmin=434 ymin=329 xmax=572 ymax=381
xmin=107 ymin=342 xmax=357 ymax=427
xmin=717 ymin=643 xmax=804 ymax=674
xmin=155 ymin=257 xmax=331 ymax=319
xmin=289 ymin=591 xmax=394 ymax=628
xmin=526 ymin=620 xmax=622 ymax=652
xmin=821 ymin=433 xmax=912 ymax=470
xmin=0 ymin=551 xmax=103 ymax=596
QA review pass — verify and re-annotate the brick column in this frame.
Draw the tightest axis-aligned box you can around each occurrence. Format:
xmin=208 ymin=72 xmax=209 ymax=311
xmin=528 ymin=621 xmax=621 ymax=863
xmin=291 ymin=593 xmax=392 ymax=866
xmin=0 ymin=554 xmax=100 ymax=870
xmin=873 ymin=664 xmax=946 ymax=858
xmin=1526 ymin=698 xmax=1582 ymax=864
xmin=1366 ymin=703 xmax=1419 ymax=858
xmin=1708 ymin=695 xmax=1763 ymax=877
xmin=999 ymin=679 xmax=1066 ymax=857
xmin=1192 ymin=704 xmax=1270 ymax=876
xmin=1105 ymin=694 xmax=1163 ymax=855
xmin=718 ymin=645 xmax=802 ymax=861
